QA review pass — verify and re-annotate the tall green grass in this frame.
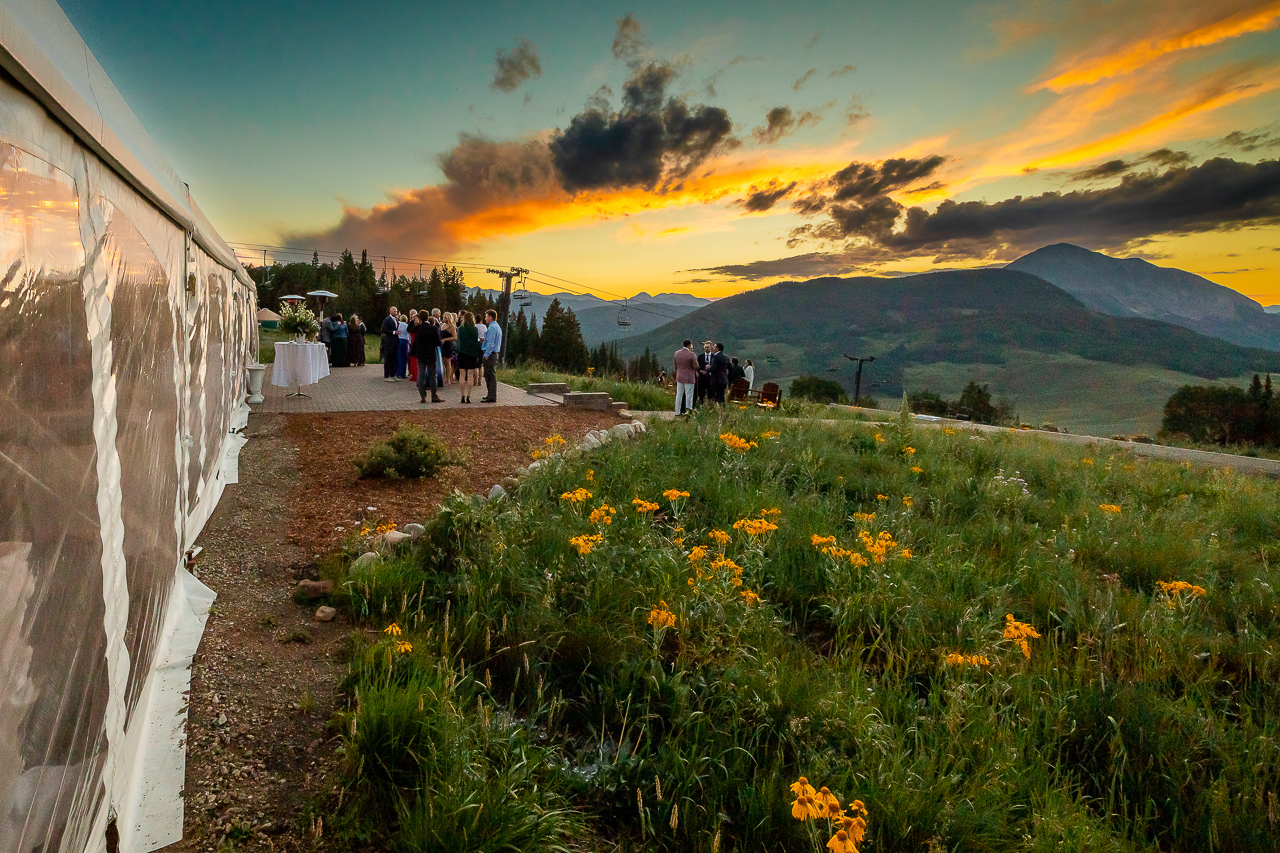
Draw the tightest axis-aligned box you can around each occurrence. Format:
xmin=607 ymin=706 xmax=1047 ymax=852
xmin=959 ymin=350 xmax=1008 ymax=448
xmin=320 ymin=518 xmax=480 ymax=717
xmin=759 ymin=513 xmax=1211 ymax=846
xmin=329 ymin=404 xmax=1280 ymax=852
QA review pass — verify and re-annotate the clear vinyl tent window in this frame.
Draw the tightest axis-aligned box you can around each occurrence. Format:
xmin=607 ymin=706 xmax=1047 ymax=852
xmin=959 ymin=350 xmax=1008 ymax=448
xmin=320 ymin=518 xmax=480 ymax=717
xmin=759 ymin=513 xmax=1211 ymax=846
xmin=0 ymin=142 xmax=109 ymax=853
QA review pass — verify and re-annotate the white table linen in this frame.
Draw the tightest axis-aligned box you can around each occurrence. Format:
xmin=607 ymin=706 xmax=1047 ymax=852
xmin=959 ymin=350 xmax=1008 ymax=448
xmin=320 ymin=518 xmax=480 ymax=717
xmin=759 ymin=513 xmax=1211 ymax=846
xmin=272 ymin=341 xmax=330 ymax=387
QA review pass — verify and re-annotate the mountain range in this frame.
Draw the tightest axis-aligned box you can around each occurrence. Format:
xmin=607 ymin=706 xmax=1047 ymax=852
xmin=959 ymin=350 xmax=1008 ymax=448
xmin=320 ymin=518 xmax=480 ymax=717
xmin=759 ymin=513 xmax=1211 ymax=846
xmin=468 ymin=288 xmax=711 ymax=347
xmin=612 ymin=246 xmax=1280 ymax=436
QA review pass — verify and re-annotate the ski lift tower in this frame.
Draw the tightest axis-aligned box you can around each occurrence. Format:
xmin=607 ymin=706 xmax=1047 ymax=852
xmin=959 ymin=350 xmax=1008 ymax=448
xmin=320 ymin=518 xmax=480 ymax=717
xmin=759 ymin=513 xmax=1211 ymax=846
xmin=487 ymin=266 xmax=526 ymax=364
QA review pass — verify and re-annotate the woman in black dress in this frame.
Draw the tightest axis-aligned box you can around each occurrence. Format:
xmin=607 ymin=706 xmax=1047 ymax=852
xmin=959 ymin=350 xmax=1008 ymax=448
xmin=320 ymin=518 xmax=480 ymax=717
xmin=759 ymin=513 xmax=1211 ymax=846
xmin=439 ymin=312 xmax=457 ymax=386
xmin=348 ymin=315 xmax=367 ymax=366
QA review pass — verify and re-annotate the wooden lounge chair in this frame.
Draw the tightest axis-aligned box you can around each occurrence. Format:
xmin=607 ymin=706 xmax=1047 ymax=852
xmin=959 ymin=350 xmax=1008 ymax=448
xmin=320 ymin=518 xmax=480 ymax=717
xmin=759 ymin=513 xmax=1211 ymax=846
xmin=728 ymin=379 xmax=751 ymax=402
xmin=757 ymin=382 xmax=781 ymax=408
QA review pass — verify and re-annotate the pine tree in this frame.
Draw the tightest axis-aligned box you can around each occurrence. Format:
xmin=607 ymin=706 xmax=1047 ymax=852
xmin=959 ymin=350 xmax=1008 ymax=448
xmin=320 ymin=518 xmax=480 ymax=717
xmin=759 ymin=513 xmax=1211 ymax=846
xmin=443 ymin=266 xmax=465 ymax=312
xmin=425 ymin=267 xmax=446 ymax=311
xmin=527 ymin=315 xmax=541 ymax=363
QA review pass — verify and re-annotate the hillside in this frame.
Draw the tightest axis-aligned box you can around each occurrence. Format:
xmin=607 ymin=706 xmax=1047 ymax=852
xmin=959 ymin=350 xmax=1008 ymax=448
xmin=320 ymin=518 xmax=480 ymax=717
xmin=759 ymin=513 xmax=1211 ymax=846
xmin=496 ymin=289 xmax=709 ymax=347
xmin=617 ymin=268 xmax=1280 ymax=433
xmin=1006 ymin=243 xmax=1280 ymax=350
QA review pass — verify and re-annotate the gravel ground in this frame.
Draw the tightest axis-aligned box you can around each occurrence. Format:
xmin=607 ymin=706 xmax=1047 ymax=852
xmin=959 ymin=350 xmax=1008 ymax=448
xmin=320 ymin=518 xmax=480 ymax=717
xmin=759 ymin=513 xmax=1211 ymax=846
xmin=165 ymin=407 xmax=621 ymax=851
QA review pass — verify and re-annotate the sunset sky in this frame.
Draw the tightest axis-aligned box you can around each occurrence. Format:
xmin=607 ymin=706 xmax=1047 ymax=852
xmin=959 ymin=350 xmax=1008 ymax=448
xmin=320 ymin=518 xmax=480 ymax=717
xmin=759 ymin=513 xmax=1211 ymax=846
xmin=61 ymin=0 xmax=1280 ymax=303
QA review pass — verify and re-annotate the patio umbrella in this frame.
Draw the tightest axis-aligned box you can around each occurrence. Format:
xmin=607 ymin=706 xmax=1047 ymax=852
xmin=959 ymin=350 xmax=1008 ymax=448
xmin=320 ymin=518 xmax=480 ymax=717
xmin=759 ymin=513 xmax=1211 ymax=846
xmin=278 ymin=294 xmax=305 ymax=302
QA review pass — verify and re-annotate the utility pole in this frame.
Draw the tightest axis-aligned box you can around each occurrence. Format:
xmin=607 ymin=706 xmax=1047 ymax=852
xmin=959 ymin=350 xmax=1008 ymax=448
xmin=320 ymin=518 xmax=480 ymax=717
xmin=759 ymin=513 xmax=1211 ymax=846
xmin=843 ymin=354 xmax=876 ymax=406
xmin=487 ymin=266 xmax=526 ymax=364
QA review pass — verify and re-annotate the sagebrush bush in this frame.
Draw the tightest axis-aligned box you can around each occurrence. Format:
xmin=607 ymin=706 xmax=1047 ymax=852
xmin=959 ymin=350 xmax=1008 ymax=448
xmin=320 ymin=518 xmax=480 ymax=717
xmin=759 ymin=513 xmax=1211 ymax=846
xmin=353 ymin=424 xmax=454 ymax=479
xmin=331 ymin=407 xmax=1280 ymax=853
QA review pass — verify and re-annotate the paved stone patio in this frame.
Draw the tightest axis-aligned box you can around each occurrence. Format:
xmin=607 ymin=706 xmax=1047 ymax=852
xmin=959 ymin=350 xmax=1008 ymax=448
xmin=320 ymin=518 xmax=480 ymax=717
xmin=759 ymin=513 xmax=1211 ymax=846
xmin=253 ymin=363 xmax=555 ymax=414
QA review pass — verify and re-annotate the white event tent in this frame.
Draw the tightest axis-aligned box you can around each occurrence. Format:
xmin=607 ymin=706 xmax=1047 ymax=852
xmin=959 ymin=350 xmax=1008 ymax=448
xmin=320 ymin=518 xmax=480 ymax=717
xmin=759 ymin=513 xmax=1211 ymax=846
xmin=0 ymin=0 xmax=256 ymax=850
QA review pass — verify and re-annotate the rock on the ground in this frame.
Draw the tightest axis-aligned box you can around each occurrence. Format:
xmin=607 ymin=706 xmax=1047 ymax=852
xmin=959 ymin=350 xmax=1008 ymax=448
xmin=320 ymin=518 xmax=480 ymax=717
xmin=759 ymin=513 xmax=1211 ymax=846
xmin=313 ymin=606 xmax=337 ymax=622
xmin=352 ymin=551 xmax=379 ymax=569
xmin=403 ymin=523 xmax=426 ymax=539
xmin=582 ymin=434 xmax=601 ymax=450
xmin=377 ymin=530 xmax=412 ymax=547
xmin=488 ymin=484 xmax=506 ymax=500
xmin=294 ymin=579 xmax=333 ymax=599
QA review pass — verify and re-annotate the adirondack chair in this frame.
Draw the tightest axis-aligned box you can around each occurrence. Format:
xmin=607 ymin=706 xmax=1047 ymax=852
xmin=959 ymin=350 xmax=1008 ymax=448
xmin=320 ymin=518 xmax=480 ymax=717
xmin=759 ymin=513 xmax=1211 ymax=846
xmin=728 ymin=379 xmax=751 ymax=402
xmin=757 ymin=382 xmax=781 ymax=408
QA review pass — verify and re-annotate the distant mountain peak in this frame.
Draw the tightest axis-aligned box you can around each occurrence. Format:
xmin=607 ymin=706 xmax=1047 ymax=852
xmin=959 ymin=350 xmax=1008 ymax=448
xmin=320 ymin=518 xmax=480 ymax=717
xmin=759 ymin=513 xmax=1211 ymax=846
xmin=1007 ymin=243 xmax=1280 ymax=350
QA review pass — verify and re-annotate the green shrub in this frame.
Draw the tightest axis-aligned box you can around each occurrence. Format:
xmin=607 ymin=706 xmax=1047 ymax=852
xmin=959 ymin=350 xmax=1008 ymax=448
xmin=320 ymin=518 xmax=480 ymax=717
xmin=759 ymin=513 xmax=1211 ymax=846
xmin=789 ymin=375 xmax=849 ymax=404
xmin=354 ymin=425 xmax=456 ymax=479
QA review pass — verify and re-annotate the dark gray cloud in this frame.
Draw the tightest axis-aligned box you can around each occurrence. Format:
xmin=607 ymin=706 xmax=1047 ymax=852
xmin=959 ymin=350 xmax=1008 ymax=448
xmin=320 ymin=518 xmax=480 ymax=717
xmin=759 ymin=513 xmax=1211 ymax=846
xmin=1068 ymin=148 xmax=1191 ymax=182
xmin=491 ymin=38 xmax=542 ymax=92
xmin=806 ymin=32 xmax=821 ymax=49
xmin=1220 ymin=129 xmax=1280 ymax=152
xmin=828 ymin=65 xmax=856 ymax=78
xmin=830 ymin=155 xmax=948 ymax=201
xmin=816 ymin=157 xmax=1280 ymax=260
xmin=613 ymin=12 xmax=646 ymax=61
xmin=696 ymin=251 xmax=862 ymax=281
xmin=752 ymin=105 xmax=824 ymax=144
xmin=549 ymin=62 xmax=736 ymax=192
xmin=792 ymin=68 xmax=818 ymax=91
xmin=742 ymin=180 xmax=797 ymax=212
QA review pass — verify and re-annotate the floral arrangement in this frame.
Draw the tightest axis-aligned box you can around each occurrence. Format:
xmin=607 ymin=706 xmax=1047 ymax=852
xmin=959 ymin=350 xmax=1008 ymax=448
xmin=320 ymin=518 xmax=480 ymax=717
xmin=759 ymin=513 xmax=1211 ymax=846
xmin=278 ymin=301 xmax=320 ymax=340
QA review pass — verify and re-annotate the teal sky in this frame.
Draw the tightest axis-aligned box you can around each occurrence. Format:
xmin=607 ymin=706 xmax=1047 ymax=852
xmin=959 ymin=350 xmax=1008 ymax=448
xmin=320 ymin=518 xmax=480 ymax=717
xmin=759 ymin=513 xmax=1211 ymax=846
xmin=58 ymin=1 xmax=1280 ymax=300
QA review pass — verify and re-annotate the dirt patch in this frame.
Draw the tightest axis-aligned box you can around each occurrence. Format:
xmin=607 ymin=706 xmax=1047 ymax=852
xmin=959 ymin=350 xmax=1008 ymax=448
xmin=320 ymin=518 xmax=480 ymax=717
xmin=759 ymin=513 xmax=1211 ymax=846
xmin=284 ymin=408 xmax=621 ymax=548
xmin=165 ymin=407 xmax=622 ymax=852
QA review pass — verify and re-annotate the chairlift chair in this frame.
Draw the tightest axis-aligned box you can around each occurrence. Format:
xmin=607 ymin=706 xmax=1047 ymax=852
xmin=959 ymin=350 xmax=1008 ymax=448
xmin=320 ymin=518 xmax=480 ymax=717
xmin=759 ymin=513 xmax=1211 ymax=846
xmin=514 ymin=286 xmax=533 ymax=308
xmin=765 ymin=355 xmax=780 ymax=364
xmin=617 ymin=299 xmax=632 ymax=328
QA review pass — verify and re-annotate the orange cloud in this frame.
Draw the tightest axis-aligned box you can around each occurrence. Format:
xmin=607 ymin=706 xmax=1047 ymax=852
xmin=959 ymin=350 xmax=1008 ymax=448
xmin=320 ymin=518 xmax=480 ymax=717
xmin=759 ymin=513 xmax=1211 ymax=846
xmin=442 ymin=154 xmax=845 ymax=245
xmin=1036 ymin=0 xmax=1280 ymax=92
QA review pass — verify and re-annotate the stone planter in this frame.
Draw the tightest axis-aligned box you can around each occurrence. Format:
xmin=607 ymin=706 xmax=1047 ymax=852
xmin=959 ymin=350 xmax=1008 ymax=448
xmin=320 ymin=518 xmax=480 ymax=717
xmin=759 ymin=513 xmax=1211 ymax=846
xmin=246 ymin=364 xmax=266 ymax=403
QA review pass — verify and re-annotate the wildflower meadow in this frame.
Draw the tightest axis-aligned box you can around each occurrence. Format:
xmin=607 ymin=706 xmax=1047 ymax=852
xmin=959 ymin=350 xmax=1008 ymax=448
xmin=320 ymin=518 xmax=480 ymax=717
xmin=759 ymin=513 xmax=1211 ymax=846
xmin=327 ymin=404 xmax=1280 ymax=852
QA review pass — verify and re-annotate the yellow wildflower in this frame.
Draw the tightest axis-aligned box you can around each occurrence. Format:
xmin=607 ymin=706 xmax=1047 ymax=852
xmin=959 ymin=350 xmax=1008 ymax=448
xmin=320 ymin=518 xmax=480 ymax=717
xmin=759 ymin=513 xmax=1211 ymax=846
xmin=586 ymin=468 xmax=594 ymax=483
xmin=633 ymin=497 xmax=660 ymax=513
xmin=902 ymin=496 xmax=914 ymax=507
xmin=812 ymin=534 xmax=837 ymax=547
xmin=1157 ymin=580 xmax=1207 ymax=598
xmin=851 ymin=512 xmax=875 ymax=522
xmin=790 ymin=777 xmax=817 ymax=797
xmin=944 ymin=428 xmax=956 ymax=435
xmin=944 ymin=652 xmax=990 ymax=667
xmin=1099 ymin=503 xmax=1121 ymax=513
xmin=1082 ymin=458 xmax=1094 ymax=465
xmin=720 ymin=432 xmax=758 ymax=452
xmin=589 ymin=504 xmax=616 ymax=526
xmin=647 ymin=601 xmax=677 ymax=629
xmin=903 ymin=446 xmax=916 ymax=455
xmin=560 ymin=488 xmax=592 ymax=504
xmin=688 ymin=545 xmax=709 ymax=563
xmin=740 ymin=589 xmax=761 ymax=605
xmin=760 ymin=507 xmax=782 ymax=517
xmin=569 ymin=533 xmax=604 ymax=555
xmin=910 ymin=466 xmax=923 ymax=474
xmin=761 ymin=430 xmax=780 ymax=439
xmin=545 ymin=434 xmax=567 ymax=447
xmin=395 ymin=640 xmax=413 ymax=654
xmin=383 ymin=623 xmax=402 ymax=636
xmin=708 ymin=529 xmax=732 ymax=546
xmin=1003 ymin=614 xmax=1041 ymax=659
xmin=663 ymin=489 xmax=690 ymax=501
xmin=876 ymin=494 xmax=888 ymax=501
xmin=874 ymin=433 xmax=885 ymax=442
xmin=732 ymin=517 xmax=778 ymax=537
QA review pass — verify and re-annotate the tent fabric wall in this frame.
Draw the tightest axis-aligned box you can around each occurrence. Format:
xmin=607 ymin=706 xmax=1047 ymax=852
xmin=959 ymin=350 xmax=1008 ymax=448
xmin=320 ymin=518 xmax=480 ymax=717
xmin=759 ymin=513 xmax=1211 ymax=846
xmin=0 ymin=2 xmax=257 ymax=850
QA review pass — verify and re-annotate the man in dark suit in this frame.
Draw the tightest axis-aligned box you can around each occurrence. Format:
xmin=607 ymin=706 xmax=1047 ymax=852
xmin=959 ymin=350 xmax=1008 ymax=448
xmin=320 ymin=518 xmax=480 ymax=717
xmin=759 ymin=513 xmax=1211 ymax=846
xmin=380 ymin=306 xmax=400 ymax=381
xmin=709 ymin=342 xmax=731 ymax=404
xmin=412 ymin=313 xmax=444 ymax=403
xmin=694 ymin=340 xmax=712 ymax=408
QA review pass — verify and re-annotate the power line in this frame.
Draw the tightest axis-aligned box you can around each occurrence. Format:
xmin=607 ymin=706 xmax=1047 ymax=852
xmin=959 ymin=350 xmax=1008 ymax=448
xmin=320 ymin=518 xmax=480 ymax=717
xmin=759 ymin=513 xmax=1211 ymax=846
xmin=225 ymin=240 xmax=696 ymax=323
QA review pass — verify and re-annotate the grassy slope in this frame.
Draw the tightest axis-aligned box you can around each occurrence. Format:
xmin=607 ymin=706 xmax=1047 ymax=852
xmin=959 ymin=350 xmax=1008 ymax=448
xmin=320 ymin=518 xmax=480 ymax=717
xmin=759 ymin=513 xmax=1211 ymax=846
xmin=615 ymin=269 xmax=1280 ymax=435
xmin=906 ymin=351 xmax=1254 ymax=436
xmin=327 ymin=409 xmax=1280 ymax=853
xmin=499 ymin=363 xmax=674 ymax=410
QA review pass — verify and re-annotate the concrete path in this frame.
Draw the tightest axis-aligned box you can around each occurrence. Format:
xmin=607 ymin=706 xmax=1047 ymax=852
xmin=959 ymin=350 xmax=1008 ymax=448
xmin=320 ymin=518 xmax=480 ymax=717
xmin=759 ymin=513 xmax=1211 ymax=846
xmin=253 ymin=363 xmax=553 ymax=414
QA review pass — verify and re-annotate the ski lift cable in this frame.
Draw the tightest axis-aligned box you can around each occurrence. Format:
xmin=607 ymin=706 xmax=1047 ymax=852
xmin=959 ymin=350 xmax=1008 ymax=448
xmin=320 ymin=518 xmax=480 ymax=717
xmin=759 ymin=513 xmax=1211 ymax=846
xmin=229 ymin=241 xmax=693 ymax=323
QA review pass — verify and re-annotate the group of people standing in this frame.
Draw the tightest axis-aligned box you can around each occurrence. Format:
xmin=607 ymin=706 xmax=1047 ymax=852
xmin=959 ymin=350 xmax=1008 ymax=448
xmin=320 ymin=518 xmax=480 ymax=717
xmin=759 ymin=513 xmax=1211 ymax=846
xmin=671 ymin=340 xmax=754 ymax=414
xmin=379 ymin=306 xmax=503 ymax=404
xmin=318 ymin=314 xmax=368 ymax=368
